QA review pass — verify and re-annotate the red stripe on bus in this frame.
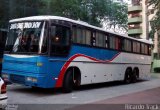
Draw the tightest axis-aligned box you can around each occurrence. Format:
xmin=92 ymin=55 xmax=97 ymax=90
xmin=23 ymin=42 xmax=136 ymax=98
xmin=55 ymin=53 xmax=120 ymax=87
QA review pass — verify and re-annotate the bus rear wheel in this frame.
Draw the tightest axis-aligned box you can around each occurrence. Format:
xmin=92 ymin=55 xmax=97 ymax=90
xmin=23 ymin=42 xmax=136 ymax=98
xmin=131 ymin=68 xmax=139 ymax=83
xmin=63 ymin=70 xmax=74 ymax=93
xmin=124 ymin=68 xmax=132 ymax=84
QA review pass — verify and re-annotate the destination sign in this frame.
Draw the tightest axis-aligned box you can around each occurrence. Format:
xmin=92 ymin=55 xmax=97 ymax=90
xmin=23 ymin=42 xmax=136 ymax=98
xmin=10 ymin=22 xmax=41 ymax=29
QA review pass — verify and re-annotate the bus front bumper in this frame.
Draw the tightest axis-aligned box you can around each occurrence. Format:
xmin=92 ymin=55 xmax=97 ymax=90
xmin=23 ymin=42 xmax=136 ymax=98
xmin=1 ymin=73 xmax=52 ymax=88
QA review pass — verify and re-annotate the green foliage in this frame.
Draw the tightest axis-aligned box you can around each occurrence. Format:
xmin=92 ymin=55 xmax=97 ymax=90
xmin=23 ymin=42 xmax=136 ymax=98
xmin=149 ymin=28 xmax=155 ymax=39
xmin=106 ymin=2 xmax=128 ymax=30
xmin=150 ymin=11 xmax=160 ymax=30
xmin=0 ymin=0 xmax=128 ymax=30
xmin=0 ymin=0 xmax=9 ymax=28
xmin=149 ymin=0 xmax=160 ymax=30
xmin=46 ymin=0 xmax=127 ymax=28
xmin=0 ymin=0 xmax=45 ymax=28
xmin=148 ymin=0 xmax=160 ymax=10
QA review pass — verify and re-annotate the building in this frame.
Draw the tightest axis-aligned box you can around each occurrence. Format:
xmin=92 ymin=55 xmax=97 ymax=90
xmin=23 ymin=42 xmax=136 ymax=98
xmin=128 ymin=0 xmax=149 ymax=39
xmin=127 ymin=0 xmax=160 ymax=72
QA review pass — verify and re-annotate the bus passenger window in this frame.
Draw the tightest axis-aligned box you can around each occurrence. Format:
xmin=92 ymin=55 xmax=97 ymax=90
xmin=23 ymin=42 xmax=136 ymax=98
xmin=105 ymin=35 xmax=108 ymax=48
xmin=141 ymin=43 xmax=145 ymax=54
xmin=109 ymin=36 xmax=116 ymax=49
xmin=96 ymin=32 xmax=105 ymax=47
xmin=72 ymin=27 xmax=77 ymax=43
xmin=115 ymin=37 xmax=121 ymax=50
xmin=50 ymin=25 xmax=71 ymax=55
xmin=86 ymin=30 xmax=91 ymax=45
xmin=149 ymin=45 xmax=151 ymax=55
xmin=92 ymin=32 xmax=96 ymax=46
xmin=76 ymin=28 xmax=86 ymax=44
xmin=144 ymin=44 xmax=148 ymax=55
xmin=133 ymin=41 xmax=140 ymax=53
xmin=122 ymin=39 xmax=131 ymax=52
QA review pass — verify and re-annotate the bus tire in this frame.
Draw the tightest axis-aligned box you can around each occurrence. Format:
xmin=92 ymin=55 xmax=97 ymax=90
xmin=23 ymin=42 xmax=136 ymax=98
xmin=63 ymin=70 xmax=74 ymax=93
xmin=124 ymin=68 xmax=132 ymax=84
xmin=31 ymin=86 xmax=40 ymax=90
xmin=131 ymin=68 xmax=139 ymax=83
xmin=73 ymin=68 xmax=81 ymax=88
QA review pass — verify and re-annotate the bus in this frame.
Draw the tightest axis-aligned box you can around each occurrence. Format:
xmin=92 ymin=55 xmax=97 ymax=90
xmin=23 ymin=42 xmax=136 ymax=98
xmin=2 ymin=16 xmax=152 ymax=92
xmin=0 ymin=29 xmax=7 ymax=76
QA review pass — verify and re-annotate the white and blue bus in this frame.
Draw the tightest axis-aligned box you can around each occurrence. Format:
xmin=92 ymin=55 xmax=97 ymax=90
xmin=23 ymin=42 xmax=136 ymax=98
xmin=2 ymin=16 xmax=152 ymax=92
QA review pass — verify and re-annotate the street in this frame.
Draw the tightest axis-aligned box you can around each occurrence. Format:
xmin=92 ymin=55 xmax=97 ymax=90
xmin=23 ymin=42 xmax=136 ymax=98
xmin=4 ymin=73 xmax=160 ymax=110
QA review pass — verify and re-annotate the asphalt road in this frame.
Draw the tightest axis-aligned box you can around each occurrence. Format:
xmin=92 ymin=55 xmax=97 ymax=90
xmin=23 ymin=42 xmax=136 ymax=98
xmin=5 ymin=73 xmax=160 ymax=110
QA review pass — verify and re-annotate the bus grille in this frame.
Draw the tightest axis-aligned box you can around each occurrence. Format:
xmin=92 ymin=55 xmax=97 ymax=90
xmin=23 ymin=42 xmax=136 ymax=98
xmin=10 ymin=74 xmax=25 ymax=84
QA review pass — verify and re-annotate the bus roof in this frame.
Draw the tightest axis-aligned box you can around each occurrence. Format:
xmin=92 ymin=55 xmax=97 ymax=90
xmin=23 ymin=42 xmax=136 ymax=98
xmin=9 ymin=16 xmax=152 ymax=44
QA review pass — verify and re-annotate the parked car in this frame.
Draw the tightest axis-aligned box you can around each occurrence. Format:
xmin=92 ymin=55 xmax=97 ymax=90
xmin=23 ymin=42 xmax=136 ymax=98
xmin=0 ymin=77 xmax=7 ymax=109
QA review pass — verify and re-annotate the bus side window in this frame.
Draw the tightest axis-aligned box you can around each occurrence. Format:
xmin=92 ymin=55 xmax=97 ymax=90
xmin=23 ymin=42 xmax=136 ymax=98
xmin=72 ymin=26 xmax=77 ymax=43
xmin=121 ymin=38 xmax=125 ymax=51
xmin=86 ymin=30 xmax=91 ymax=45
xmin=149 ymin=45 xmax=151 ymax=55
xmin=105 ymin=35 xmax=108 ymax=48
xmin=96 ymin=32 xmax=105 ymax=48
xmin=141 ymin=43 xmax=146 ymax=54
xmin=115 ymin=37 xmax=121 ymax=50
xmin=133 ymin=41 xmax=140 ymax=53
xmin=109 ymin=35 xmax=115 ymax=49
xmin=50 ymin=26 xmax=56 ymax=39
xmin=92 ymin=32 xmax=96 ymax=46
xmin=76 ymin=28 xmax=82 ymax=44
xmin=50 ymin=25 xmax=71 ymax=56
xmin=145 ymin=44 xmax=148 ymax=55
xmin=122 ymin=39 xmax=131 ymax=52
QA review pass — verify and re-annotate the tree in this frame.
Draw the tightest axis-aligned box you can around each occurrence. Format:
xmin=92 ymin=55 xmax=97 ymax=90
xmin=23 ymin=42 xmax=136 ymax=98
xmin=8 ymin=0 xmax=45 ymax=19
xmin=0 ymin=0 xmax=46 ymax=28
xmin=0 ymin=0 xmax=10 ymax=28
xmin=149 ymin=0 xmax=160 ymax=30
xmin=103 ymin=2 xmax=128 ymax=32
xmin=149 ymin=0 xmax=160 ymax=10
xmin=148 ymin=0 xmax=160 ymax=58
xmin=0 ymin=0 xmax=128 ymax=31
xmin=46 ymin=0 xmax=128 ymax=30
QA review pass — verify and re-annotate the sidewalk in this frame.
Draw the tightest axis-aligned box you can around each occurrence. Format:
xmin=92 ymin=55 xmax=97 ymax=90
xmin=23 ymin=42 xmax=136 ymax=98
xmin=94 ymin=87 xmax=160 ymax=104
xmin=93 ymin=73 xmax=160 ymax=104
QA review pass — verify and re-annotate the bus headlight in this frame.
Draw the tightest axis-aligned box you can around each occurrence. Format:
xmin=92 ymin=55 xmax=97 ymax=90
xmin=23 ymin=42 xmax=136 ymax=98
xmin=2 ymin=74 xmax=9 ymax=79
xmin=26 ymin=77 xmax=38 ymax=83
xmin=26 ymin=77 xmax=32 ymax=82
xmin=32 ymin=78 xmax=38 ymax=83
xmin=37 ymin=62 xmax=43 ymax=67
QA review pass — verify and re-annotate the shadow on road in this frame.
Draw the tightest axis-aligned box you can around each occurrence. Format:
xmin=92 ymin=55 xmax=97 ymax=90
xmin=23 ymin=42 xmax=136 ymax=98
xmin=7 ymin=80 xmax=148 ymax=96
xmin=75 ymin=80 xmax=146 ymax=91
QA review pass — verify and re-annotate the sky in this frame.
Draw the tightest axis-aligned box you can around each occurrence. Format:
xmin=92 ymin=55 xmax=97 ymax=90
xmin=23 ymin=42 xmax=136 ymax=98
xmin=114 ymin=0 xmax=131 ymax=4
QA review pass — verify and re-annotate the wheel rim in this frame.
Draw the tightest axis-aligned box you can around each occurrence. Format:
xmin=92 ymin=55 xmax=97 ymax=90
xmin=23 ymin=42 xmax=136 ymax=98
xmin=125 ymin=69 xmax=131 ymax=83
xmin=126 ymin=74 xmax=131 ymax=83
xmin=132 ymin=69 xmax=138 ymax=82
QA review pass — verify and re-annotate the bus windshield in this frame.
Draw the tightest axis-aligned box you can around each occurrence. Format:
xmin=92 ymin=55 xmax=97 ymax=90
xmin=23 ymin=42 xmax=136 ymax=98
xmin=5 ymin=21 xmax=47 ymax=54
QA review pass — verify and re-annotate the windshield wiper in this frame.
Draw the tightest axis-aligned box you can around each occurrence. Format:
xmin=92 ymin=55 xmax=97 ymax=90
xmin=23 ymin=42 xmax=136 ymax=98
xmin=9 ymin=44 xmax=27 ymax=54
xmin=9 ymin=44 xmax=19 ymax=54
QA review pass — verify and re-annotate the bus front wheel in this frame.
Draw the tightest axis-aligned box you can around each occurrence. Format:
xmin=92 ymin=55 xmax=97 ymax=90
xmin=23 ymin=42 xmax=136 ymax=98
xmin=63 ymin=70 xmax=74 ymax=93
